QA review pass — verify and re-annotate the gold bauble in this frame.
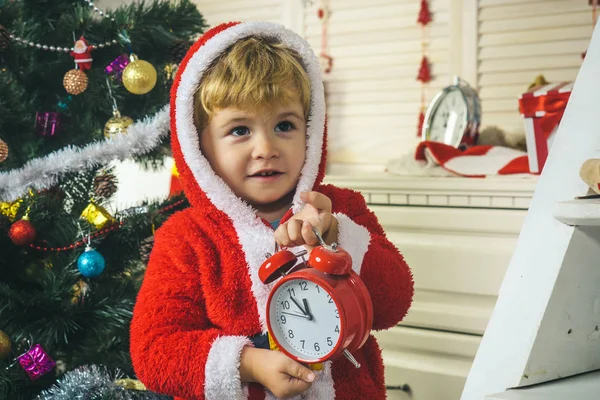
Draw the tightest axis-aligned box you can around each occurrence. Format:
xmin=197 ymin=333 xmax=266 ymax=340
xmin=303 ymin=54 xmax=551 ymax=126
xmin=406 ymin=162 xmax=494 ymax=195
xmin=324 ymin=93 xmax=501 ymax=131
xmin=122 ymin=54 xmax=157 ymax=95
xmin=63 ymin=69 xmax=88 ymax=95
xmin=0 ymin=138 xmax=8 ymax=163
xmin=104 ymin=109 xmax=134 ymax=138
xmin=0 ymin=330 xmax=11 ymax=360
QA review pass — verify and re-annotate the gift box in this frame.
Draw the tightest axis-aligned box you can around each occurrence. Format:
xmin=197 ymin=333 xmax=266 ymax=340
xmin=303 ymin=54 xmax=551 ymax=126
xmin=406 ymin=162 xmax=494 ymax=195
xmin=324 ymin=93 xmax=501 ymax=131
xmin=518 ymin=82 xmax=573 ymax=173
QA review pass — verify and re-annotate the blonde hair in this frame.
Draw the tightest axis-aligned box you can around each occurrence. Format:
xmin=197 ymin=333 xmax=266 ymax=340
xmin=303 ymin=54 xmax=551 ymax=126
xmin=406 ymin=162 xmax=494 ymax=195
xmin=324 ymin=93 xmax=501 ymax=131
xmin=193 ymin=36 xmax=311 ymax=131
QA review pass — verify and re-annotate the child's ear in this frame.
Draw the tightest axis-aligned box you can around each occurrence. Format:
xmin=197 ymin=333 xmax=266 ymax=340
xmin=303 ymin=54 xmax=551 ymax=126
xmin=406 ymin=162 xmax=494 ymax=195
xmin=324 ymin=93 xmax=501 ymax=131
xmin=580 ymin=159 xmax=600 ymax=195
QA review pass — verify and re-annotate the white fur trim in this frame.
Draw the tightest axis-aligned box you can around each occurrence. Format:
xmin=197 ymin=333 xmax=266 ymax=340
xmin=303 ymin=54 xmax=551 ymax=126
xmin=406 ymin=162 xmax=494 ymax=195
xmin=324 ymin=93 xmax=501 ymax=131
xmin=204 ymin=335 xmax=252 ymax=400
xmin=174 ymin=22 xmax=326 ymax=332
xmin=0 ymin=105 xmax=170 ymax=202
xmin=264 ymin=361 xmax=335 ymax=400
xmin=334 ymin=213 xmax=371 ymax=275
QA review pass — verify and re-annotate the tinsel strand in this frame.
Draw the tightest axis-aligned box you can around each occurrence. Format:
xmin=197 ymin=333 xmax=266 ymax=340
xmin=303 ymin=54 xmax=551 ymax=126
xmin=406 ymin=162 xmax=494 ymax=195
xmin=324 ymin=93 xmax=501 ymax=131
xmin=0 ymin=105 xmax=170 ymax=202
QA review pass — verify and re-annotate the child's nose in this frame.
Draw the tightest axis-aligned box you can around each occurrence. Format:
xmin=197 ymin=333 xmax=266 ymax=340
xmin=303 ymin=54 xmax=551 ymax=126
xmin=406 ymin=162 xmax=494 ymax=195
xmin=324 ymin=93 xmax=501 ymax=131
xmin=252 ymin=133 xmax=279 ymax=159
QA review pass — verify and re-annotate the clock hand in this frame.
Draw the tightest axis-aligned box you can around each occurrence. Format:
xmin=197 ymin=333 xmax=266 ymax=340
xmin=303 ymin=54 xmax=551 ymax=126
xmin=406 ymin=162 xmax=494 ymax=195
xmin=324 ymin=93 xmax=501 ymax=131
xmin=281 ymin=311 xmax=311 ymax=320
xmin=302 ymin=298 xmax=314 ymax=321
xmin=290 ymin=296 xmax=308 ymax=316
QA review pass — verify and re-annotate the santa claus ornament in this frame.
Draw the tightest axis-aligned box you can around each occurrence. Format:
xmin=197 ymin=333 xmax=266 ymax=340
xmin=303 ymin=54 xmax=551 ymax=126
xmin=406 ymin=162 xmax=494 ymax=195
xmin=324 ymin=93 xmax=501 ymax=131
xmin=259 ymin=229 xmax=373 ymax=368
xmin=70 ymin=36 xmax=93 ymax=71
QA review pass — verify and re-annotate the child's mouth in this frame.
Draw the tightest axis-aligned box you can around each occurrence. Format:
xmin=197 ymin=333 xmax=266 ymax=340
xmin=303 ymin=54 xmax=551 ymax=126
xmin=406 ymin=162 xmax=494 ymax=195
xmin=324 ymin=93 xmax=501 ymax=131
xmin=249 ymin=170 xmax=283 ymax=180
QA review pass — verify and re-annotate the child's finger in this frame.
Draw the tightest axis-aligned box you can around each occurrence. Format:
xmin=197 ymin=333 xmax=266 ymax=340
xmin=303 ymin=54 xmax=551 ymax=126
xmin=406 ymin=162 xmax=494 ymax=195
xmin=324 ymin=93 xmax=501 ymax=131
xmin=300 ymin=191 xmax=332 ymax=213
xmin=285 ymin=361 xmax=315 ymax=384
xmin=274 ymin=223 xmax=292 ymax=247
xmin=301 ymin=220 xmax=319 ymax=246
xmin=287 ymin=219 xmax=304 ymax=246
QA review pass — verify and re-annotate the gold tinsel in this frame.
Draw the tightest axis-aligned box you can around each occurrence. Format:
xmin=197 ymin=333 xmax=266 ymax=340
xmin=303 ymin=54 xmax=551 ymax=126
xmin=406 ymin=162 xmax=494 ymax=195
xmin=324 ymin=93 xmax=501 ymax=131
xmin=0 ymin=330 xmax=11 ymax=360
xmin=115 ymin=378 xmax=147 ymax=390
xmin=63 ymin=69 xmax=88 ymax=95
xmin=0 ymin=138 xmax=8 ymax=163
xmin=80 ymin=202 xmax=115 ymax=229
xmin=71 ymin=280 xmax=89 ymax=305
xmin=122 ymin=54 xmax=157 ymax=95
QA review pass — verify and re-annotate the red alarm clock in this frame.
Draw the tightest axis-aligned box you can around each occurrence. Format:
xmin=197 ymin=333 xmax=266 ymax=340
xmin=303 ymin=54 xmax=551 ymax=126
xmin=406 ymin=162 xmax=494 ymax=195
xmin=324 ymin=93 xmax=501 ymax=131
xmin=259 ymin=230 xmax=373 ymax=368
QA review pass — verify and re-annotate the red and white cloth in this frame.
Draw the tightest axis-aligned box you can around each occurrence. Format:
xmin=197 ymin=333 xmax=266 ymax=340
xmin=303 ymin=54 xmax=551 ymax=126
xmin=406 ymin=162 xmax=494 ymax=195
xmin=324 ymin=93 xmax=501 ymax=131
xmin=413 ymin=141 xmax=530 ymax=177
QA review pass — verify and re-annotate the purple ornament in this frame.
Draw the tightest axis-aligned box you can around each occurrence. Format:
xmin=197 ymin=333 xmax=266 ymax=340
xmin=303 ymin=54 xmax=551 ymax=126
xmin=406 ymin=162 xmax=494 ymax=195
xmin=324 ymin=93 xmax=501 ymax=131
xmin=17 ymin=344 xmax=56 ymax=381
xmin=35 ymin=112 xmax=61 ymax=137
xmin=105 ymin=53 xmax=130 ymax=82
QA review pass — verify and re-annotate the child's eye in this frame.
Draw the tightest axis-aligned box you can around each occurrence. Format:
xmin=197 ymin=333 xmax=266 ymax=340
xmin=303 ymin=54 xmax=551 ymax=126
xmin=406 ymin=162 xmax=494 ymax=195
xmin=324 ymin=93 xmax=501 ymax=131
xmin=230 ymin=126 xmax=250 ymax=137
xmin=275 ymin=121 xmax=295 ymax=132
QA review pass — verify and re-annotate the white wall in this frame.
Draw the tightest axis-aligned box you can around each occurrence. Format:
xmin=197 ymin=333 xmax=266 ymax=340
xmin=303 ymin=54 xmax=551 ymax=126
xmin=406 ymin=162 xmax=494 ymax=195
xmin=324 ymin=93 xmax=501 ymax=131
xmin=98 ymin=0 xmax=594 ymax=207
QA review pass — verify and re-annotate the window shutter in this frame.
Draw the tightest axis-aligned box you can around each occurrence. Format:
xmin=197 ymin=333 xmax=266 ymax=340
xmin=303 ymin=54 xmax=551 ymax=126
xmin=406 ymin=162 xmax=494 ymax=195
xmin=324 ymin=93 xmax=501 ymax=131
xmin=303 ymin=0 xmax=450 ymax=171
xmin=478 ymin=0 xmax=593 ymax=135
xmin=193 ymin=0 xmax=283 ymax=26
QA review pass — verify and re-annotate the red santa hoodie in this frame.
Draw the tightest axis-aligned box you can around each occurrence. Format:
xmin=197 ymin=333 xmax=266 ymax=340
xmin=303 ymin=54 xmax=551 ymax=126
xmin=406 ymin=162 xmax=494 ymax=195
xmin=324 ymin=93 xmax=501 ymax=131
xmin=130 ymin=21 xmax=414 ymax=400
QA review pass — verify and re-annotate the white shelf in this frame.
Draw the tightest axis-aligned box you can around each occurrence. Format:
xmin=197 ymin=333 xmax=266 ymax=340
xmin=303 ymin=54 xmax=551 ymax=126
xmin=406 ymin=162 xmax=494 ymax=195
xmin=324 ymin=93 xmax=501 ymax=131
xmin=324 ymin=173 xmax=537 ymax=209
xmin=486 ymin=370 xmax=600 ymax=400
xmin=554 ymin=198 xmax=600 ymax=226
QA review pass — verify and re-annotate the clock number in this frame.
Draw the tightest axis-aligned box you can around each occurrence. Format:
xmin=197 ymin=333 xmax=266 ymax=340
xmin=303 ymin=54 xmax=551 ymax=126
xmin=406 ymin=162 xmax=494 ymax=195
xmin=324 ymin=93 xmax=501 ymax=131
xmin=287 ymin=288 xmax=296 ymax=297
xmin=299 ymin=281 xmax=308 ymax=291
xmin=314 ymin=284 xmax=320 ymax=293
xmin=327 ymin=337 xmax=333 ymax=346
xmin=280 ymin=315 xmax=286 ymax=324
xmin=282 ymin=300 xmax=290 ymax=310
xmin=300 ymin=340 xmax=305 ymax=349
xmin=288 ymin=330 xmax=294 ymax=339
xmin=335 ymin=325 xmax=339 ymax=333
xmin=314 ymin=342 xmax=320 ymax=352
xmin=327 ymin=294 xmax=333 ymax=304
xmin=335 ymin=309 xmax=339 ymax=318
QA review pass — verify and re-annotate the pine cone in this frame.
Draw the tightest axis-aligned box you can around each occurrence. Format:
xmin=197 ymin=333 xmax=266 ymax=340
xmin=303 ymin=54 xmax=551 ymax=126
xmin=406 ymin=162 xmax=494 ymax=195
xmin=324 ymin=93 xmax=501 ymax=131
xmin=0 ymin=25 xmax=10 ymax=50
xmin=94 ymin=173 xmax=118 ymax=199
xmin=168 ymin=39 xmax=191 ymax=64
xmin=139 ymin=236 xmax=155 ymax=264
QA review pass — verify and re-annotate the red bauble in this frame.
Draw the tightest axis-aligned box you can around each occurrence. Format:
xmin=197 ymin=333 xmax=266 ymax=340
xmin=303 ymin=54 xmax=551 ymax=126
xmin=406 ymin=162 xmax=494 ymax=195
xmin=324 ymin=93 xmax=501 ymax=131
xmin=417 ymin=0 xmax=432 ymax=25
xmin=8 ymin=219 xmax=36 ymax=246
xmin=417 ymin=56 xmax=431 ymax=83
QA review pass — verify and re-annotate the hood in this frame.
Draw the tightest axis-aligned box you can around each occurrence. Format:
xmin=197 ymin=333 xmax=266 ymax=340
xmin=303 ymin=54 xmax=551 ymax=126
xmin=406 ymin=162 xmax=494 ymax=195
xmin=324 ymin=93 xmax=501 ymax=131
xmin=170 ymin=21 xmax=327 ymax=221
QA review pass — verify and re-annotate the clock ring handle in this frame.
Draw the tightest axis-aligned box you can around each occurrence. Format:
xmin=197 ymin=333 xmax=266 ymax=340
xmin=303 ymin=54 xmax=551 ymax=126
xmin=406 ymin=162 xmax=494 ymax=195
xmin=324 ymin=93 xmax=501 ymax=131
xmin=311 ymin=227 xmax=338 ymax=252
xmin=343 ymin=350 xmax=361 ymax=368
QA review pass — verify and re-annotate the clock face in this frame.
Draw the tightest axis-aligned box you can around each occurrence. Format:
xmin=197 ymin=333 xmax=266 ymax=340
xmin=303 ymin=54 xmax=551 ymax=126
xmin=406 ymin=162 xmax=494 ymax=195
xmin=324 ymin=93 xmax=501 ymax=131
xmin=269 ymin=278 xmax=341 ymax=361
xmin=427 ymin=88 xmax=469 ymax=146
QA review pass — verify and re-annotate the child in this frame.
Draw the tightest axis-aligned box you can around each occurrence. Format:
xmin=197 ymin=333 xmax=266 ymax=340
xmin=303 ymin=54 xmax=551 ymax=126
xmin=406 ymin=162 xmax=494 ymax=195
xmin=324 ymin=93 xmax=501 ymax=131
xmin=130 ymin=21 xmax=413 ymax=400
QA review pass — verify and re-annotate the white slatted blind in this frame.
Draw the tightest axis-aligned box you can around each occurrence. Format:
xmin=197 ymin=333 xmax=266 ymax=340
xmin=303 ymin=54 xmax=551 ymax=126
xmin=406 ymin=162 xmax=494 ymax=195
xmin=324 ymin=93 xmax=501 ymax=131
xmin=478 ymin=0 xmax=594 ymax=135
xmin=192 ymin=0 xmax=283 ymax=27
xmin=303 ymin=0 xmax=450 ymax=171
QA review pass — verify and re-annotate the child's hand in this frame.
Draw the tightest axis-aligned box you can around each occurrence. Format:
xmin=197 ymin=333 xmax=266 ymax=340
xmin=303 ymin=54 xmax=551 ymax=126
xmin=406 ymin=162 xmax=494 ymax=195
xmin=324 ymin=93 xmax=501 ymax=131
xmin=275 ymin=191 xmax=338 ymax=250
xmin=240 ymin=347 xmax=315 ymax=398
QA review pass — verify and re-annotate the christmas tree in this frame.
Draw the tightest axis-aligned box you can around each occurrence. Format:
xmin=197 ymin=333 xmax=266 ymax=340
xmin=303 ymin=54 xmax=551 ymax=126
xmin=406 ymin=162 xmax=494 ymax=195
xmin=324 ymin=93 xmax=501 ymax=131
xmin=0 ymin=1 xmax=206 ymax=398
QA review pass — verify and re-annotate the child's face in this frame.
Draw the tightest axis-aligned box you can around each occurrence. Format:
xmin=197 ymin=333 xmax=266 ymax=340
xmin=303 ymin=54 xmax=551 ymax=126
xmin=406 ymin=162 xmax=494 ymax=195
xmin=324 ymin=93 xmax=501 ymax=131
xmin=200 ymin=99 xmax=307 ymax=211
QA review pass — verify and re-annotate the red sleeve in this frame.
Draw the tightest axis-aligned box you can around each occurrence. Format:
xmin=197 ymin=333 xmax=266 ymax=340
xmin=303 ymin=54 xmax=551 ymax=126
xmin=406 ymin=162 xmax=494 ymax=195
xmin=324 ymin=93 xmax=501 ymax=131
xmin=130 ymin=212 xmax=251 ymax=399
xmin=320 ymin=185 xmax=414 ymax=330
